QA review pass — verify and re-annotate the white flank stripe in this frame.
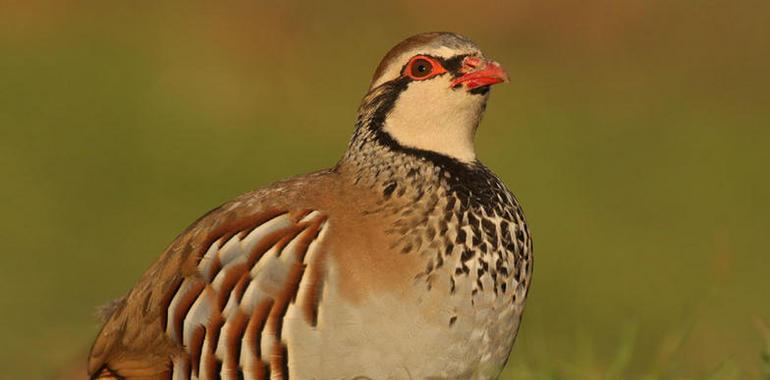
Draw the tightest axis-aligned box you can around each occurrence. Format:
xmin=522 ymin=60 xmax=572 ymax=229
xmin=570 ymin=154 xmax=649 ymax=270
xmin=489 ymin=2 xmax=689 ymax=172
xmin=217 ymin=235 xmax=246 ymax=270
xmin=171 ymin=356 xmax=188 ymax=380
xmin=198 ymin=240 xmax=222 ymax=281
xmin=183 ymin=288 xmax=213 ymax=347
xmin=166 ymin=280 xmax=194 ymax=341
xmin=240 ymin=213 xmax=293 ymax=253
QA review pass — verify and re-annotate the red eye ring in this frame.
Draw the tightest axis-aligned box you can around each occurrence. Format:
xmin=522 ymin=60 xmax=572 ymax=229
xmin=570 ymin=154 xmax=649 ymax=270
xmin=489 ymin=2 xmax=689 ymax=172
xmin=404 ymin=55 xmax=447 ymax=80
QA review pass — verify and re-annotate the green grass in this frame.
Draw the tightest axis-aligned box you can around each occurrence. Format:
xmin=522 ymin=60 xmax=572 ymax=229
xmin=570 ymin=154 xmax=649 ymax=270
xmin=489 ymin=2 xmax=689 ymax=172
xmin=1 ymin=1 xmax=769 ymax=379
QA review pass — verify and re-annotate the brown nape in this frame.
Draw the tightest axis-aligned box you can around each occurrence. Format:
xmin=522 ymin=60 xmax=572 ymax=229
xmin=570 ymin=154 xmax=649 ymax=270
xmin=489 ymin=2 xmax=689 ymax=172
xmin=370 ymin=32 xmax=444 ymax=86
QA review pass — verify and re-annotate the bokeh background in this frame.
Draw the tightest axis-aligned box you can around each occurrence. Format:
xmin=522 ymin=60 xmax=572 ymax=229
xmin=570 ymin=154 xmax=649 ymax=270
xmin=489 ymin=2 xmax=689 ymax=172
xmin=1 ymin=1 xmax=768 ymax=379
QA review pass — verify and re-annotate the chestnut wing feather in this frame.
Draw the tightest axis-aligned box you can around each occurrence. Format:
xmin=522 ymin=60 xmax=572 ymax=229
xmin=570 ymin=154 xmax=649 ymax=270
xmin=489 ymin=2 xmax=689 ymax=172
xmin=89 ymin=208 xmax=328 ymax=380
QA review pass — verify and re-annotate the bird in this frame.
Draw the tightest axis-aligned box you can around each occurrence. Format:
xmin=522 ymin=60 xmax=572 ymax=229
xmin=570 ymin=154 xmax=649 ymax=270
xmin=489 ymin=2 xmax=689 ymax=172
xmin=88 ymin=31 xmax=533 ymax=380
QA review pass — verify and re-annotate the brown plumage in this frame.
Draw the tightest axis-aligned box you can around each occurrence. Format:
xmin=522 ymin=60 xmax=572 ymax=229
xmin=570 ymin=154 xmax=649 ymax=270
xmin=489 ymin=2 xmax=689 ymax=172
xmin=89 ymin=32 xmax=532 ymax=380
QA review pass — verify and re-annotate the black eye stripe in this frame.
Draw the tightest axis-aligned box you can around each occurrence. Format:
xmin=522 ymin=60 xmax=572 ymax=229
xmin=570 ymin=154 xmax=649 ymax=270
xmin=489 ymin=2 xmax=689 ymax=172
xmin=442 ymin=54 xmax=467 ymax=75
xmin=398 ymin=54 xmax=469 ymax=82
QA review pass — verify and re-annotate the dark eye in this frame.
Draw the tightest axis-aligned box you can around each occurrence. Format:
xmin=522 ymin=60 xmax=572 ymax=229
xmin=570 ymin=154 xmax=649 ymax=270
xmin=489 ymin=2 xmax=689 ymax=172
xmin=403 ymin=56 xmax=446 ymax=80
xmin=410 ymin=58 xmax=433 ymax=78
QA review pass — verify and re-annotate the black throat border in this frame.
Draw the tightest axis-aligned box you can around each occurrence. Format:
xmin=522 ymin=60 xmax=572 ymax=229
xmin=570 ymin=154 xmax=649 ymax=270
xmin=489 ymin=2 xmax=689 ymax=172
xmin=356 ymin=75 xmax=506 ymax=210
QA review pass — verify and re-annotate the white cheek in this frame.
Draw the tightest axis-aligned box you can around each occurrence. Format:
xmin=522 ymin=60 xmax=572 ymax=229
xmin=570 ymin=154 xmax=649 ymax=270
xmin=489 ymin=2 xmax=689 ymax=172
xmin=382 ymin=76 xmax=486 ymax=163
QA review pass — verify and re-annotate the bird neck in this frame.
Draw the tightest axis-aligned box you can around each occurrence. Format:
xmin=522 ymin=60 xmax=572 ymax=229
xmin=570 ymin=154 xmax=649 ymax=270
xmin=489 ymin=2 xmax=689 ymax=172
xmin=338 ymin=86 xmax=461 ymax=192
xmin=337 ymin=121 xmax=445 ymax=195
xmin=337 ymin=117 xmax=503 ymax=214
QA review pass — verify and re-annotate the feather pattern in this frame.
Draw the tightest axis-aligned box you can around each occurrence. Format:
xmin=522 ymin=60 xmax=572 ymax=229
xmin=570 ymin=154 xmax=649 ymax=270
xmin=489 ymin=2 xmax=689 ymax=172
xmin=88 ymin=32 xmax=532 ymax=380
xmin=163 ymin=210 xmax=327 ymax=379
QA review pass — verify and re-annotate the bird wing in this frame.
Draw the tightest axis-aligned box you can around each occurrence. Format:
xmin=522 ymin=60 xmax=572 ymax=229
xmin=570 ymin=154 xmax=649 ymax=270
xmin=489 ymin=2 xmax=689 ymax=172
xmin=88 ymin=204 xmax=329 ymax=380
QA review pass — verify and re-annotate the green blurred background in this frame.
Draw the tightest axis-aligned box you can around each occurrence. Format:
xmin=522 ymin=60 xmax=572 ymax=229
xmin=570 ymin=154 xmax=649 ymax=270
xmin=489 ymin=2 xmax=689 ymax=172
xmin=1 ymin=1 xmax=768 ymax=379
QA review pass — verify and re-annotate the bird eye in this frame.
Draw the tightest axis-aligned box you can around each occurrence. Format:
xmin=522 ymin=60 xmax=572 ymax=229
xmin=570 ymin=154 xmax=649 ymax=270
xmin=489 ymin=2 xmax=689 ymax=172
xmin=404 ymin=56 xmax=446 ymax=80
xmin=410 ymin=58 xmax=433 ymax=78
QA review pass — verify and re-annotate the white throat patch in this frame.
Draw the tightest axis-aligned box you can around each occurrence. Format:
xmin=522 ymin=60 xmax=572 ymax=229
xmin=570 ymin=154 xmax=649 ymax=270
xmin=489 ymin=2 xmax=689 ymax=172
xmin=382 ymin=76 xmax=486 ymax=163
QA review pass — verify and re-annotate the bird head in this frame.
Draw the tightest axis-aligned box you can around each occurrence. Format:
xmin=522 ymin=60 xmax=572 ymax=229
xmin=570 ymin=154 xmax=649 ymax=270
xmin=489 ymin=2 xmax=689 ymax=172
xmin=357 ymin=32 xmax=508 ymax=164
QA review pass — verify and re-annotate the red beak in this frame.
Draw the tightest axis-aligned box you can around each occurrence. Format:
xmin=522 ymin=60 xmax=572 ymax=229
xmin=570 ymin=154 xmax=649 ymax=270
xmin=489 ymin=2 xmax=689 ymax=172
xmin=451 ymin=57 xmax=509 ymax=91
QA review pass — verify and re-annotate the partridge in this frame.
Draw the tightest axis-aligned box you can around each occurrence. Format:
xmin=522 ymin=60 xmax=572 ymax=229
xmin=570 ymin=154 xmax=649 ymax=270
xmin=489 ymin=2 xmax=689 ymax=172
xmin=88 ymin=32 xmax=533 ymax=380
